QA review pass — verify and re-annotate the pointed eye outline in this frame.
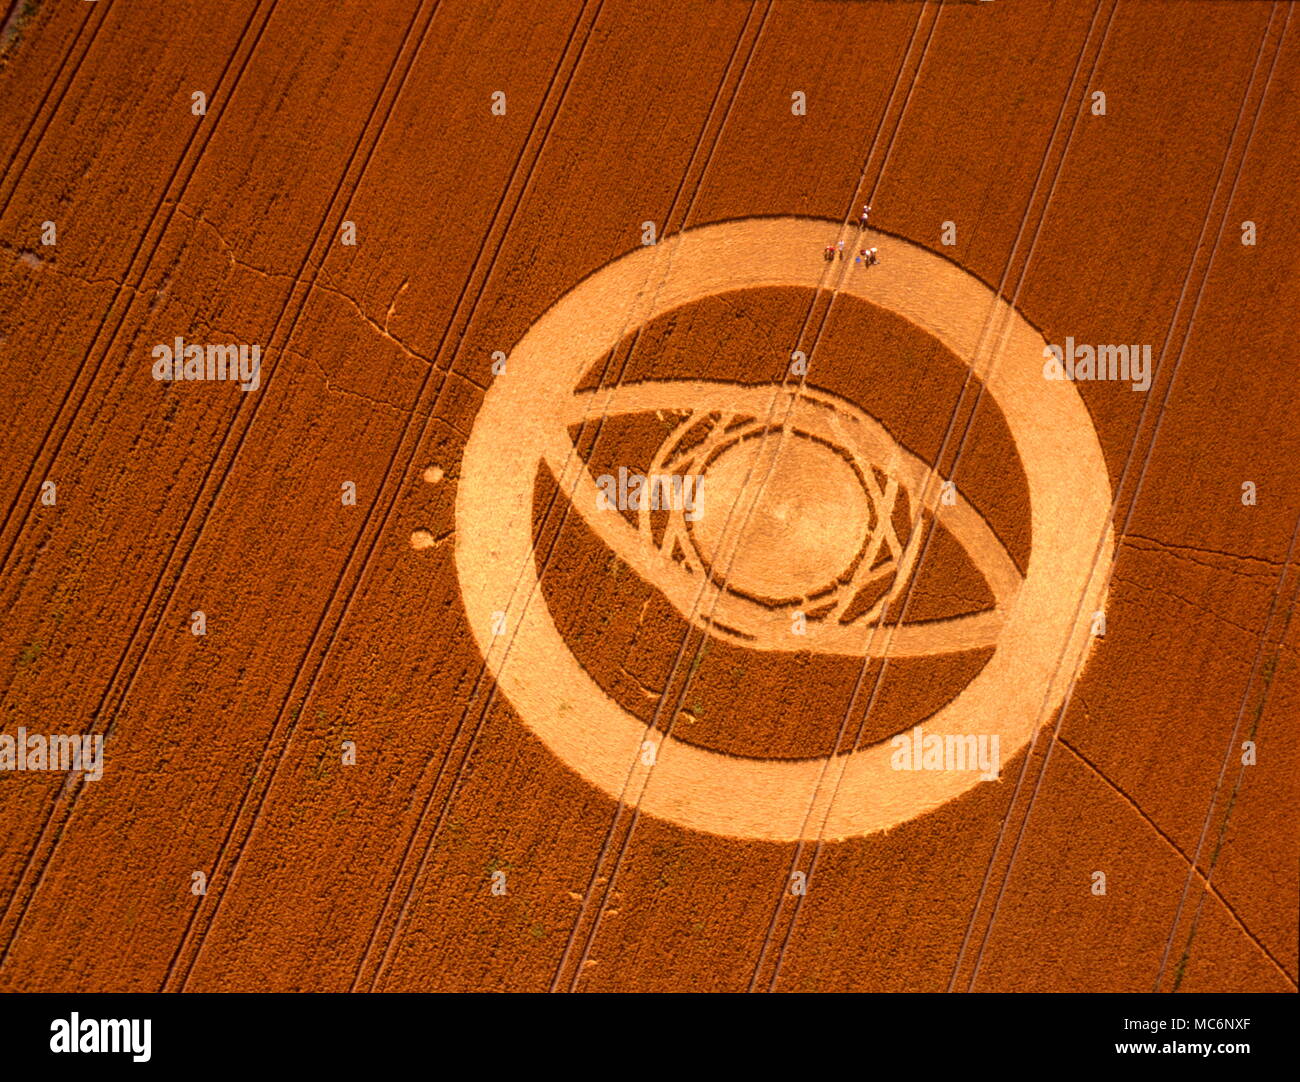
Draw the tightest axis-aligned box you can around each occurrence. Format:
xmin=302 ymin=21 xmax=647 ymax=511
xmin=547 ymin=380 xmax=1022 ymax=657
xmin=455 ymin=216 xmax=1114 ymax=841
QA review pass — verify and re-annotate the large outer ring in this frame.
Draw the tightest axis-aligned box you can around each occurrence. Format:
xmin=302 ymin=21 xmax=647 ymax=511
xmin=455 ymin=217 xmax=1113 ymax=841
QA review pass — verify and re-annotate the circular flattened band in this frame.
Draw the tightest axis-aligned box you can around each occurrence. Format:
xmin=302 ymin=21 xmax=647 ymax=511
xmin=455 ymin=217 xmax=1113 ymax=841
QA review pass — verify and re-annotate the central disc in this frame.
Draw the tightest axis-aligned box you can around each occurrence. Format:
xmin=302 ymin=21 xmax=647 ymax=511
xmin=689 ymin=430 xmax=872 ymax=601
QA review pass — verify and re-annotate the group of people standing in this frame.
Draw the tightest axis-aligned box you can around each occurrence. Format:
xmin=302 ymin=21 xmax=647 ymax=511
xmin=822 ymin=205 xmax=879 ymax=267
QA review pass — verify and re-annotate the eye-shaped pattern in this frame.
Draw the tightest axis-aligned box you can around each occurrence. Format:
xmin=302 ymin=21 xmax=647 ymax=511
xmin=549 ymin=381 xmax=1021 ymax=657
xmin=456 ymin=217 xmax=1114 ymax=841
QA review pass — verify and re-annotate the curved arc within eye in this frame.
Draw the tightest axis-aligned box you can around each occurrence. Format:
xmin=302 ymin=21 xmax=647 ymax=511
xmin=545 ymin=380 xmax=1022 ymax=658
